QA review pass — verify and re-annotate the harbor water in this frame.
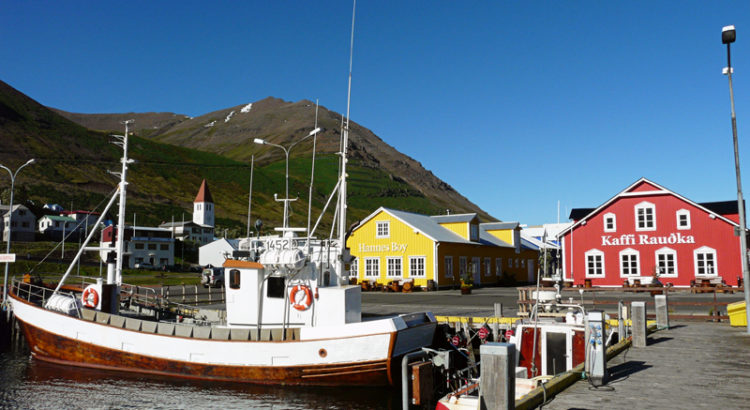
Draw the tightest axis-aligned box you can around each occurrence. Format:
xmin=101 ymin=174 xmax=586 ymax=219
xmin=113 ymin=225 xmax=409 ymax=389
xmin=0 ymin=339 xmax=399 ymax=409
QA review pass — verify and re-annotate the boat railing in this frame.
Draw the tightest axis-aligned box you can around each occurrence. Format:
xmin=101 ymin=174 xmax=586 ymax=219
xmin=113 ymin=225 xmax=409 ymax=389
xmin=10 ymin=277 xmax=83 ymax=319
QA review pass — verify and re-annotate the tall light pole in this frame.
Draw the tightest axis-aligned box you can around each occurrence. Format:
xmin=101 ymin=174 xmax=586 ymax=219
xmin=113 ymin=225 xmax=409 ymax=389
xmin=1 ymin=158 xmax=35 ymax=303
xmin=254 ymin=127 xmax=321 ymax=229
xmin=722 ymin=25 xmax=750 ymax=333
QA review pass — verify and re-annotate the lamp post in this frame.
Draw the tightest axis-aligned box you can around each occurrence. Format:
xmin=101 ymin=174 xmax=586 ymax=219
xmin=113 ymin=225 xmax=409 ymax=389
xmin=1 ymin=158 xmax=35 ymax=303
xmin=722 ymin=25 xmax=750 ymax=333
xmin=254 ymin=127 xmax=321 ymax=229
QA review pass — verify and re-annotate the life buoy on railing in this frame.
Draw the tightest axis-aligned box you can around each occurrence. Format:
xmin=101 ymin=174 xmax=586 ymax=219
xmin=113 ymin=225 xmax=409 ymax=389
xmin=290 ymin=285 xmax=313 ymax=311
xmin=82 ymin=287 xmax=99 ymax=308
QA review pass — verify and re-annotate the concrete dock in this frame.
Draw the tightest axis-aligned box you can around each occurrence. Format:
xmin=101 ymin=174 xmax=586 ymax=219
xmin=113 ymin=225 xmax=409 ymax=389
xmin=544 ymin=321 xmax=750 ymax=409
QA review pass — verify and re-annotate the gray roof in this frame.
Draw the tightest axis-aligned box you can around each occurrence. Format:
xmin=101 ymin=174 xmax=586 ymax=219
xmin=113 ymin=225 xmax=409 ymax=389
xmin=481 ymin=222 xmax=520 ymax=230
xmin=159 ymin=221 xmax=200 ymax=228
xmin=384 ymin=208 xmax=473 ymax=244
xmin=430 ymin=213 xmax=478 ymax=224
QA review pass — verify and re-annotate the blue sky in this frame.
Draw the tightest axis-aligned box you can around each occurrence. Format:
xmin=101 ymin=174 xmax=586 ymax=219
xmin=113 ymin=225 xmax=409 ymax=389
xmin=2 ymin=1 xmax=749 ymax=225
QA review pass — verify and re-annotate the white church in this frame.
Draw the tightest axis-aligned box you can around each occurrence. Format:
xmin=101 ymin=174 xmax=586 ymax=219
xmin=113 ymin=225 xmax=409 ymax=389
xmin=159 ymin=179 xmax=216 ymax=245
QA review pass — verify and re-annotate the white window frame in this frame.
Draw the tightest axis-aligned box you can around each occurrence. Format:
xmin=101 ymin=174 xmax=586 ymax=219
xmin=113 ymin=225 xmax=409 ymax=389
xmin=496 ymin=258 xmax=502 ymax=276
xmin=634 ymin=201 xmax=656 ymax=231
xmin=655 ymin=247 xmax=678 ymax=277
xmin=365 ymin=257 xmax=380 ymax=278
xmin=386 ymin=256 xmax=402 ymax=278
xmin=484 ymin=257 xmax=491 ymax=276
xmin=350 ymin=258 xmax=358 ymax=277
xmin=409 ymin=256 xmax=426 ymax=278
xmin=619 ymin=248 xmax=640 ymax=277
xmin=376 ymin=221 xmax=390 ymax=238
xmin=585 ymin=248 xmax=605 ymax=277
xmin=694 ymin=246 xmax=718 ymax=277
xmin=603 ymin=212 xmax=616 ymax=233
xmin=676 ymin=209 xmax=691 ymax=230
xmin=444 ymin=256 xmax=453 ymax=278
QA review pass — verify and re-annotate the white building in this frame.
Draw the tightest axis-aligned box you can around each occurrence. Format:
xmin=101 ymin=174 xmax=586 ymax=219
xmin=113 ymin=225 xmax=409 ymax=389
xmin=38 ymin=215 xmax=77 ymax=240
xmin=100 ymin=225 xmax=174 ymax=269
xmin=2 ymin=204 xmax=36 ymax=242
xmin=199 ymin=238 xmax=240 ymax=267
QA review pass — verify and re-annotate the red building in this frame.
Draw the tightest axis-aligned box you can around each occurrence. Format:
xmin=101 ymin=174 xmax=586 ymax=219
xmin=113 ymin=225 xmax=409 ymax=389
xmin=559 ymin=178 xmax=745 ymax=287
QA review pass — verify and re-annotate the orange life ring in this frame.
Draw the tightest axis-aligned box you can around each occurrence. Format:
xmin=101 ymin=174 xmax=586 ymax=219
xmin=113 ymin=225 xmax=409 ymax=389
xmin=82 ymin=287 xmax=99 ymax=308
xmin=290 ymin=285 xmax=313 ymax=311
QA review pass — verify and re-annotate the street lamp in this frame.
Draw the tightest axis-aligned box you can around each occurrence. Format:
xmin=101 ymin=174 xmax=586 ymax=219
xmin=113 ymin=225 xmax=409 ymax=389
xmin=1 ymin=158 xmax=35 ymax=303
xmin=254 ymin=127 xmax=321 ymax=229
xmin=722 ymin=25 xmax=750 ymax=333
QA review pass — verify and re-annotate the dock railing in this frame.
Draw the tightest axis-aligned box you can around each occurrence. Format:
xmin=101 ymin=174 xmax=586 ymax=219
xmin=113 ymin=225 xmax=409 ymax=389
xmin=517 ymin=285 xmax=742 ymax=322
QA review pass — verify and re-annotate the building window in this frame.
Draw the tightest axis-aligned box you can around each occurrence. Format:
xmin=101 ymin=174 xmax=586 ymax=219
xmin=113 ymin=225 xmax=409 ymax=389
xmin=694 ymin=246 xmax=717 ymax=276
xmin=619 ymin=248 xmax=640 ymax=276
xmin=515 ymin=258 xmax=519 ymax=268
xmin=508 ymin=258 xmax=512 ymax=267
xmin=585 ymin=249 xmax=605 ymax=277
xmin=160 ymin=244 xmax=169 ymax=251
xmin=376 ymin=221 xmax=390 ymax=238
xmin=521 ymin=259 xmax=525 ymax=268
xmin=635 ymin=201 xmax=656 ymax=231
xmin=135 ymin=243 xmax=145 ymax=250
xmin=159 ymin=258 xmax=168 ymax=265
xmin=365 ymin=257 xmax=380 ymax=278
xmin=676 ymin=209 xmax=690 ymax=230
xmin=409 ymin=256 xmax=426 ymax=277
xmin=22 ymin=222 xmax=29 ymax=228
xmin=484 ymin=257 xmax=491 ymax=276
xmin=655 ymin=247 xmax=677 ymax=277
xmin=470 ymin=224 xmax=479 ymax=241
xmin=459 ymin=256 xmax=467 ymax=277
xmin=147 ymin=244 xmax=157 ymax=250
xmin=444 ymin=256 xmax=453 ymax=278
xmin=496 ymin=258 xmax=502 ymax=276
xmin=471 ymin=257 xmax=480 ymax=277
xmin=603 ymin=212 xmax=616 ymax=232
xmin=350 ymin=258 xmax=358 ymax=276
xmin=387 ymin=257 xmax=402 ymax=278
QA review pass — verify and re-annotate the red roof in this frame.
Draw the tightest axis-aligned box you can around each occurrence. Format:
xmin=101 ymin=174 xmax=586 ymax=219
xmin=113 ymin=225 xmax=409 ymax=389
xmin=194 ymin=179 xmax=214 ymax=203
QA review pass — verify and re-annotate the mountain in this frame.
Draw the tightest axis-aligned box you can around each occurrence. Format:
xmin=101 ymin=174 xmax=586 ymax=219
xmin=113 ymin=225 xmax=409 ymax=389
xmin=55 ymin=96 xmax=496 ymax=222
xmin=0 ymin=78 xmax=495 ymax=238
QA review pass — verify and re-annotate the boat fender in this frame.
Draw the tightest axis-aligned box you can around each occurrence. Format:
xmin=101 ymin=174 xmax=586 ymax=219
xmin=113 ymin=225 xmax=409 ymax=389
xmin=82 ymin=287 xmax=99 ymax=308
xmin=314 ymin=287 xmax=319 ymax=299
xmin=290 ymin=285 xmax=313 ymax=311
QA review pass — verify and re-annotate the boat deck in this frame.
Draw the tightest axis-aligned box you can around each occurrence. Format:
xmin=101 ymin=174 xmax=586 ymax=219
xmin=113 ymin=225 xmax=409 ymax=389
xmin=543 ymin=321 xmax=750 ymax=409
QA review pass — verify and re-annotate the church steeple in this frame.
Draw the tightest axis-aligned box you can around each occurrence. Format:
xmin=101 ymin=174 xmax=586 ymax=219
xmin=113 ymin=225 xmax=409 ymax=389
xmin=193 ymin=179 xmax=214 ymax=227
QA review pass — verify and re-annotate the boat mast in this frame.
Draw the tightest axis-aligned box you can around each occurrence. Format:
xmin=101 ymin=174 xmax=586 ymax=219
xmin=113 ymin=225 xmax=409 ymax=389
xmin=114 ymin=120 xmax=133 ymax=285
xmin=338 ymin=0 xmax=356 ymax=260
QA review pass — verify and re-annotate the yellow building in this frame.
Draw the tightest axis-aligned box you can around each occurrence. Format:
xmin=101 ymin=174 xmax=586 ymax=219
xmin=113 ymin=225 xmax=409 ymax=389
xmin=347 ymin=207 xmax=540 ymax=289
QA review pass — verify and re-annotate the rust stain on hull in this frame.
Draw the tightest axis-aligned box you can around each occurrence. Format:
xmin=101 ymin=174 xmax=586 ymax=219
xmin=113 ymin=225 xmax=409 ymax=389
xmin=18 ymin=320 xmax=393 ymax=387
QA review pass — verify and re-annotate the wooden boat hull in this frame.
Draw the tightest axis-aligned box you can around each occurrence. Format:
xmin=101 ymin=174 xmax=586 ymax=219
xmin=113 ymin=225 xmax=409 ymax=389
xmin=10 ymin=293 xmax=436 ymax=387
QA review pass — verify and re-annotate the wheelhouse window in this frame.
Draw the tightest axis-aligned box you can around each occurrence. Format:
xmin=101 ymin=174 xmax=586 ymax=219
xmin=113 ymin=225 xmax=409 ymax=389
xmin=619 ymin=248 xmax=640 ymax=276
xmin=585 ymin=249 xmax=604 ymax=277
xmin=655 ymin=247 xmax=677 ymax=277
xmin=409 ymin=256 xmax=426 ymax=277
xmin=229 ymin=269 xmax=241 ymax=289
xmin=444 ymin=256 xmax=453 ymax=278
xmin=376 ymin=221 xmax=390 ymax=238
xmin=603 ymin=213 xmax=616 ymax=232
xmin=676 ymin=209 xmax=691 ymax=230
xmin=635 ymin=202 xmax=656 ymax=231
xmin=266 ymin=276 xmax=285 ymax=298
xmin=387 ymin=257 xmax=402 ymax=278
xmin=694 ymin=246 xmax=717 ymax=276
xmin=365 ymin=257 xmax=380 ymax=278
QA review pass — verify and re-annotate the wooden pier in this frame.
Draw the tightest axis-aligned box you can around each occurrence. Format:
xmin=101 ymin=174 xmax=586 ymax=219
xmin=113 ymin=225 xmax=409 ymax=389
xmin=542 ymin=321 xmax=750 ymax=409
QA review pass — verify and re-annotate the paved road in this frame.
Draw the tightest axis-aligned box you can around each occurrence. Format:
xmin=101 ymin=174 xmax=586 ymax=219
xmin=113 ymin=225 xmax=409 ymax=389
xmin=544 ymin=321 xmax=750 ymax=409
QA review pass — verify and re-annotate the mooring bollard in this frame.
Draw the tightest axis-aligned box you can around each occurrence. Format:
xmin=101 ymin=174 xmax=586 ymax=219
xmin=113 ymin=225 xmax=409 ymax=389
xmin=655 ymin=294 xmax=669 ymax=330
xmin=632 ymin=301 xmax=647 ymax=348
xmin=479 ymin=343 xmax=515 ymax=410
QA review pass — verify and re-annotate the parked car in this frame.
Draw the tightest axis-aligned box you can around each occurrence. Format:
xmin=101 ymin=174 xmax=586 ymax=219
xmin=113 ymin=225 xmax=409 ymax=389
xmin=135 ymin=262 xmax=155 ymax=270
xmin=201 ymin=267 xmax=225 ymax=288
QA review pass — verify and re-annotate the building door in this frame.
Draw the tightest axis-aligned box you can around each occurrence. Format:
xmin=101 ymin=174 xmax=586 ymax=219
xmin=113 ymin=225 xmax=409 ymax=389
xmin=528 ymin=260 xmax=535 ymax=283
xmin=472 ymin=257 xmax=481 ymax=285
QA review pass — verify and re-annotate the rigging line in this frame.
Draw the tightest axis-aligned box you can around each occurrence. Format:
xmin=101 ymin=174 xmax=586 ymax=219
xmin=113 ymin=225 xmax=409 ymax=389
xmin=28 ymin=186 xmax=118 ymax=275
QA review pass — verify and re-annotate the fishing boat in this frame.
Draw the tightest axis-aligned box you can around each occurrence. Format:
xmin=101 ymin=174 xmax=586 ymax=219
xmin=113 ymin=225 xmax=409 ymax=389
xmin=6 ymin=4 xmax=437 ymax=386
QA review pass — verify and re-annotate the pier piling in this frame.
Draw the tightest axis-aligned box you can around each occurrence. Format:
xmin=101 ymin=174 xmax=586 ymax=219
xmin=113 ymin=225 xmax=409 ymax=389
xmin=479 ymin=343 xmax=515 ymax=410
xmin=632 ymin=301 xmax=647 ymax=347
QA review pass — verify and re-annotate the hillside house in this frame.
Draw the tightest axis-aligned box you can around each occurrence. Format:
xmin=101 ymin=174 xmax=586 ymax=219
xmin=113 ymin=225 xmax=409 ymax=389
xmin=1 ymin=204 xmax=36 ymax=242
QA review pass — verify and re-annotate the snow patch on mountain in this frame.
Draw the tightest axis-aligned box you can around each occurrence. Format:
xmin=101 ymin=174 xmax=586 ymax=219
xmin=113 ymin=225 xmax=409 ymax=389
xmin=241 ymin=103 xmax=253 ymax=113
xmin=224 ymin=110 xmax=235 ymax=123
